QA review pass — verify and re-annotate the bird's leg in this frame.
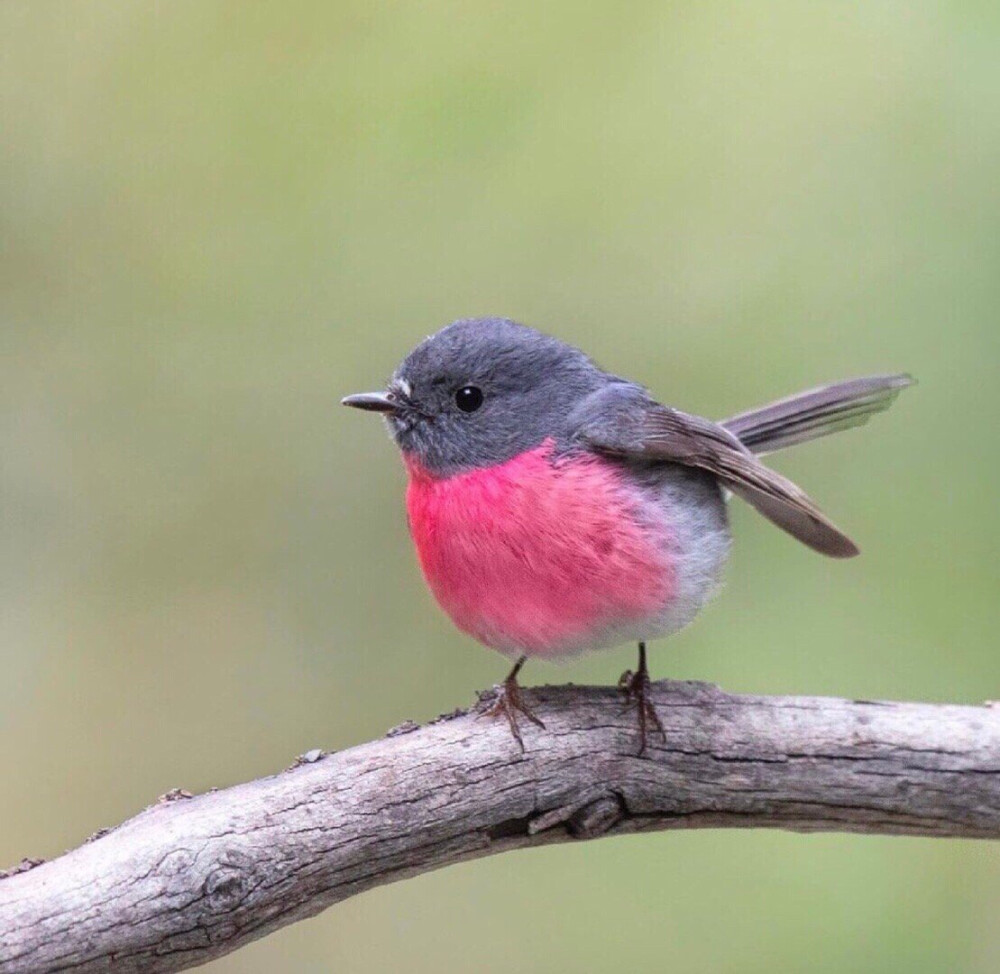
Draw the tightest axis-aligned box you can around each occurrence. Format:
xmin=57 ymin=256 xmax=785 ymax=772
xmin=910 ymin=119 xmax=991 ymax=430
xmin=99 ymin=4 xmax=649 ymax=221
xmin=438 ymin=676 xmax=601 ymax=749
xmin=618 ymin=641 xmax=666 ymax=756
xmin=483 ymin=655 xmax=546 ymax=750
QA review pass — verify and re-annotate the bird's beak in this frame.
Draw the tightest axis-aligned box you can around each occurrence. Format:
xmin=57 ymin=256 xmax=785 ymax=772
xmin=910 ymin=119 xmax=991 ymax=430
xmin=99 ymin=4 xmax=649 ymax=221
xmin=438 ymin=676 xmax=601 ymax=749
xmin=341 ymin=391 xmax=399 ymax=414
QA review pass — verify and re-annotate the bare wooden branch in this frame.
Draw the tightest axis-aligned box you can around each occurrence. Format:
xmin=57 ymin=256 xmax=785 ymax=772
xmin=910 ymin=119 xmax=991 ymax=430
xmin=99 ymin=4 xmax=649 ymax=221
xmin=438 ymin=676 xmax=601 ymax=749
xmin=3 ymin=680 xmax=1000 ymax=973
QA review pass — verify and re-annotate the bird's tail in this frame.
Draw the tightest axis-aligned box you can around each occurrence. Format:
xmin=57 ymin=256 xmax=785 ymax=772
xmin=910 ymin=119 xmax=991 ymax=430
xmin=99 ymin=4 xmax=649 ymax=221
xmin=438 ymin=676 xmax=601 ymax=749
xmin=721 ymin=373 xmax=914 ymax=456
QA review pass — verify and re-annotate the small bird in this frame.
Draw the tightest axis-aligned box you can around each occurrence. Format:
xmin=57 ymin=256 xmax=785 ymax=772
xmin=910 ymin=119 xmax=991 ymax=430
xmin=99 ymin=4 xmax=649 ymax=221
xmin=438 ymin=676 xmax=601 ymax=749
xmin=343 ymin=317 xmax=911 ymax=752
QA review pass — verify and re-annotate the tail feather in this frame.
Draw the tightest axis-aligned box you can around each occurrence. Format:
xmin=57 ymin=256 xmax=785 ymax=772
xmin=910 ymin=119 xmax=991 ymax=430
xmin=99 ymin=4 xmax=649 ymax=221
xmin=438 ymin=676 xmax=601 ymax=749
xmin=722 ymin=373 xmax=914 ymax=455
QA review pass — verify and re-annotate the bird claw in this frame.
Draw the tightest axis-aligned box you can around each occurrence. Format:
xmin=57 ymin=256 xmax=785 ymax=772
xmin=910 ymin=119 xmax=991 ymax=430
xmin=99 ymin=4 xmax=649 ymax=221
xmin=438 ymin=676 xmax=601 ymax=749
xmin=618 ymin=664 xmax=666 ymax=756
xmin=481 ymin=676 xmax=546 ymax=751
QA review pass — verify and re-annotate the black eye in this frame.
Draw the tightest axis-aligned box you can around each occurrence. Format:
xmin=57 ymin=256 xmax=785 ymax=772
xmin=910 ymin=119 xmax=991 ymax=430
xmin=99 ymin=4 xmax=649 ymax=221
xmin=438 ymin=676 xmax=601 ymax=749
xmin=454 ymin=385 xmax=484 ymax=412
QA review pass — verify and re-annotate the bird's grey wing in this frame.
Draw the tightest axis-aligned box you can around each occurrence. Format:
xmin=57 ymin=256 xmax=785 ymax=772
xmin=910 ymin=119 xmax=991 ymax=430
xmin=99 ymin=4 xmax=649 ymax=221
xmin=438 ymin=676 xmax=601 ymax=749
xmin=572 ymin=383 xmax=859 ymax=558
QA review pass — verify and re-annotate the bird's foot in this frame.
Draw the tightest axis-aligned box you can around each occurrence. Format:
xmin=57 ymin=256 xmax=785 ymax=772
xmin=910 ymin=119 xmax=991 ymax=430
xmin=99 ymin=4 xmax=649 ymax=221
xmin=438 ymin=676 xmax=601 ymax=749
xmin=481 ymin=661 xmax=545 ymax=751
xmin=618 ymin=660 xmax=666 ymax=757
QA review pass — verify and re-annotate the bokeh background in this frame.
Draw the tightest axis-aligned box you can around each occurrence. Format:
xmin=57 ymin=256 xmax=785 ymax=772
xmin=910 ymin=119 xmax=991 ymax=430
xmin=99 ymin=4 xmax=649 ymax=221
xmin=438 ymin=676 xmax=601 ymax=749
xmin=3 ymin=2 xmax=999 ymax=971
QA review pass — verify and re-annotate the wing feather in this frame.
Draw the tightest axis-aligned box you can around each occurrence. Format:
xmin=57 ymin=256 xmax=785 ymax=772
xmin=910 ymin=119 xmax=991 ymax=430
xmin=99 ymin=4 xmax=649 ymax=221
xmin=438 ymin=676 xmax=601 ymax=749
xmin=575 ymin=388 xmax=859 ymax=558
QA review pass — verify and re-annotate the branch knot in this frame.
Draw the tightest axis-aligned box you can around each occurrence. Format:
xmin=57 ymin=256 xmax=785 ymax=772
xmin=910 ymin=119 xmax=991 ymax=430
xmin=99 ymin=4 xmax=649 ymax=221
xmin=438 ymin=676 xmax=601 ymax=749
xmin=204 ymin=850 xmax=254 ymax=914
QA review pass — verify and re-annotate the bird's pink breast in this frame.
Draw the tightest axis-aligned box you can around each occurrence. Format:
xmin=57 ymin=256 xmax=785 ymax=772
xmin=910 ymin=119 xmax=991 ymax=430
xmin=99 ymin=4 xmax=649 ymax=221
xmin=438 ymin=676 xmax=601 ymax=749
xmin=404 ymin=441 xmax=675 ymax=658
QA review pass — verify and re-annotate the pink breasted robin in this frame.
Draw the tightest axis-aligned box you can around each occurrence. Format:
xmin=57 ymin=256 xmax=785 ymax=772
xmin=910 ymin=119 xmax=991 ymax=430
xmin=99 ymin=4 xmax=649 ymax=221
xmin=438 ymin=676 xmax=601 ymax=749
xmin=343 ymin=317 xmax=911 ymax=752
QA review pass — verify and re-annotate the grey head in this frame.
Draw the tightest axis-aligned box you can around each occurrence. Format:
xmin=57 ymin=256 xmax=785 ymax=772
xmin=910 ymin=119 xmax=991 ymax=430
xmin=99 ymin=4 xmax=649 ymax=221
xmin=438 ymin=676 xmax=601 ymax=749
xmin=342 ymin=317 xmax=616 ymax=475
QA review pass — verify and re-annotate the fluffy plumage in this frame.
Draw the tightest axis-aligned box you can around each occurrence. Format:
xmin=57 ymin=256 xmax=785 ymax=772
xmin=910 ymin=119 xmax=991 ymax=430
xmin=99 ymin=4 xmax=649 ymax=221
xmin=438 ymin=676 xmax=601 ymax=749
xmin=405 ymin=442 xmax=685 ymax=658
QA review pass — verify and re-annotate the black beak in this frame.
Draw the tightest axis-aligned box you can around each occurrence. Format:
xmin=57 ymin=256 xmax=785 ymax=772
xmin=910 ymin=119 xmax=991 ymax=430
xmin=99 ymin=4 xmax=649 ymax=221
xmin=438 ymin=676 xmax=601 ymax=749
xmin=341 ymin=391 xmax=399 ymax=413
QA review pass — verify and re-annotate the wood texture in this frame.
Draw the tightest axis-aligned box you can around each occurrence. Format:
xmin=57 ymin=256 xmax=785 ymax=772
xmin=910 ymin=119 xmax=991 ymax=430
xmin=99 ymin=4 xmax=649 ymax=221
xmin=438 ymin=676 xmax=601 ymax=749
xmin=3 ymin=680 xmax=1000 ymax=973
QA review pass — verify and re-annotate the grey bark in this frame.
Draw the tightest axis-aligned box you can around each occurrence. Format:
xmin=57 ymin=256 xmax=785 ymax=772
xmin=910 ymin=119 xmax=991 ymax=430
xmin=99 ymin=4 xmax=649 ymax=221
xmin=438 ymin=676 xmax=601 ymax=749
xmin=2 ymin=680 xmax=999 ymax=973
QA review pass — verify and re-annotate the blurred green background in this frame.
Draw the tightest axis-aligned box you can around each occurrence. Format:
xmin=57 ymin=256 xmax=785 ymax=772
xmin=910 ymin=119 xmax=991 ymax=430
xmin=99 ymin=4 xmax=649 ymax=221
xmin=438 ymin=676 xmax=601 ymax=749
xmin=2 ymin=2 xmax=998 ymax=971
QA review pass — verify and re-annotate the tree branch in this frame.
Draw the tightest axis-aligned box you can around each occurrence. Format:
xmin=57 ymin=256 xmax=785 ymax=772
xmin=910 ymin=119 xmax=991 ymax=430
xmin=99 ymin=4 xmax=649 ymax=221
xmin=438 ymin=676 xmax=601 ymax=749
xmin=3 ymin=680 xmax=1000 ymax=973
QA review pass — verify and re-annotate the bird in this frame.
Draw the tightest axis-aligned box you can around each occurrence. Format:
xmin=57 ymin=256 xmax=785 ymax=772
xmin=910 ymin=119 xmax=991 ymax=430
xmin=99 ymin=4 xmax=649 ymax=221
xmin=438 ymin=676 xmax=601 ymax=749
xmin=343 ymin=317 xmax=912 ymax=752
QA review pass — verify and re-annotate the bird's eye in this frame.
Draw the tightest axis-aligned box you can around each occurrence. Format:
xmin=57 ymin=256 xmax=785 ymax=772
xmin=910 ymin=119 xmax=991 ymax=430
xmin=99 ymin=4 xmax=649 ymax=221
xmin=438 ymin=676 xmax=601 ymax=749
xmin=454 ymin=385 xmax=484 ymax=412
